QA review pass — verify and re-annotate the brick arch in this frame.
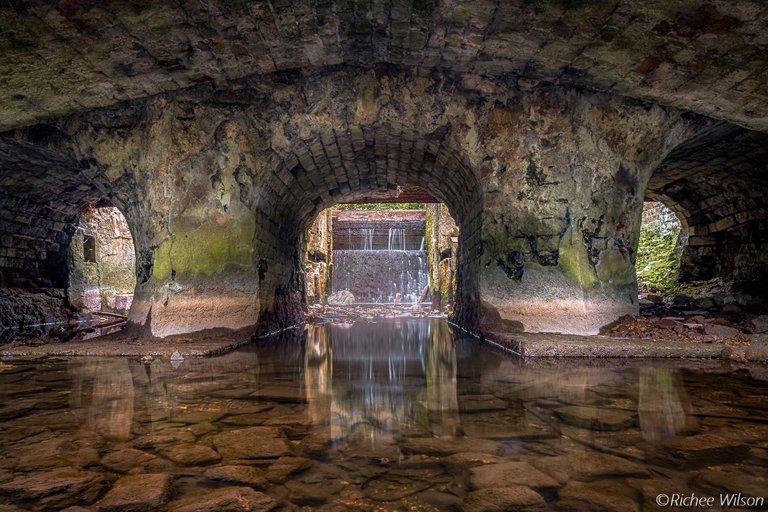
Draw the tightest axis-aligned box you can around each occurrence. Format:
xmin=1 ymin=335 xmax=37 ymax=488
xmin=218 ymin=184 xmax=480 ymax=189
xmin=0 ymin=134 xmax=104 ymax=290
xmin=256 ymin=122 xmax=483 ymax=331
xmin=646 ymin=125 xmax=768 ymax=291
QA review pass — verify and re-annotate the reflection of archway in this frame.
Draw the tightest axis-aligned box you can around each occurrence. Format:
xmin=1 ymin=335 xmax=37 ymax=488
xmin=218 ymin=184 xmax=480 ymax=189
xmin=260 ymin=123 xmax=483 ymax=331
xmin=68 ymin=201 xmax=136 ymax=315
xmin=646 ymin=125 xmax=768 ymax=292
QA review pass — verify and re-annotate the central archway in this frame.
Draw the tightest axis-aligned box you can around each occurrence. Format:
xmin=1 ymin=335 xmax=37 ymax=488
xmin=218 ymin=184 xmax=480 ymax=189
xmin=256 ymin=123 xmax=483 ymax=333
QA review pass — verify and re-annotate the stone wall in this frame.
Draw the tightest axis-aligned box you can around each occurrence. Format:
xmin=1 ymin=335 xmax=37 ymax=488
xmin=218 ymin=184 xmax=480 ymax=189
xmin=426 ymin=204 xmax=458 ymax=309
xmin=304 ymin=210 xmax=332 ymax=305
xmin=68 ymin=206 xmax=136 ymax=314
xmin=0 ymin=67 xmax=746 ymax=337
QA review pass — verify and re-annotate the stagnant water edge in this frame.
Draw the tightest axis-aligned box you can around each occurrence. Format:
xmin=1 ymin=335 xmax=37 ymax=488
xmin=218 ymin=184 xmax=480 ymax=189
xmin=0 ymin=318 xmax=767 ymax=511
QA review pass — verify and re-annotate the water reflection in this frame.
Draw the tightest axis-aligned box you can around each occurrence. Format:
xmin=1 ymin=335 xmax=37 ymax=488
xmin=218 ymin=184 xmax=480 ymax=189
xmin=2 ymin=319 xmax=766 ymax=511
xmin=638 ymin=368 xmax=689 ymax=442
xmin=303 ymin=319 xmax=460 ymax=445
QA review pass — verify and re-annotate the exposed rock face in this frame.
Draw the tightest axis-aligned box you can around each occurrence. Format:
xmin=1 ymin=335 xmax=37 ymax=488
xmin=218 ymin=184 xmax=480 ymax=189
xmin=0 ymin=39 xmax=762 ymax=336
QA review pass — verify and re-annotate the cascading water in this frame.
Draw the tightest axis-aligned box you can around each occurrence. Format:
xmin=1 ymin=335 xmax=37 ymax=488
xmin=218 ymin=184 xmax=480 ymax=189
xmin=332 ymin=214 xmax=430 ymax=304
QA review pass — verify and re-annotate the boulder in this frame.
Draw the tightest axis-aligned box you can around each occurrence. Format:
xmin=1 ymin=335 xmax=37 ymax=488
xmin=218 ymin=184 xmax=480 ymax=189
xmin=703 ymin=324 xmax=740 ymax=337
xmin=748 ymin=315 xmax=768 ymax=334
xmin=747 ymin=335 xmax=768 ymax=362
xmin=327 ymin=290 xmax=355 ymax=305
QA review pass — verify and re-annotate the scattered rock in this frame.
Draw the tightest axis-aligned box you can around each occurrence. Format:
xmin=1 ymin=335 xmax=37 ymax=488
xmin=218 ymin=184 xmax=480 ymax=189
xmin=460 ymin=486 xmax=546 ymax=512
xmin=749 ymin=315 xmax=768 ymax=334
xmin=166 ymin=487 xmax=278 ymax=512
xmin=747 ymin=335 xmax=768 ymax=362
xmin=96 ymin=473 xmax=170 ymax=512
xmin=703 ymin=324 xmax=740 ymax=337
xmin=646 ymin=293 xmax=664 ymax=305
xmin=672 ymin=294 xmax=695 ymax=306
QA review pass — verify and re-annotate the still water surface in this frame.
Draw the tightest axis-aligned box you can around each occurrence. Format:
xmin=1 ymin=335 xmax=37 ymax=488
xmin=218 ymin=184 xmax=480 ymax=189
xmin=1 ymin=319 xmax=767 ymax=510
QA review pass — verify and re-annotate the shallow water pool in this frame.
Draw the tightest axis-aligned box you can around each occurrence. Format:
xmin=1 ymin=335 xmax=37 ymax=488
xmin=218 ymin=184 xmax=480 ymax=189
xmin=0 ymin=318 xmax=767 ymax=511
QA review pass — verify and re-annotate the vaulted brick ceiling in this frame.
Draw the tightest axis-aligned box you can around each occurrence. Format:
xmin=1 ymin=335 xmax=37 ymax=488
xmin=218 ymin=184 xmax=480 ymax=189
xmin=1 ymin=0 xmax=767 ymax=132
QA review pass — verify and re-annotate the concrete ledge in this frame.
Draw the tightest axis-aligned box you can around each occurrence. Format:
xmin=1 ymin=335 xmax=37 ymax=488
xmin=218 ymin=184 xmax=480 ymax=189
xmin=485 ymin=331 xmax=745 ymax=360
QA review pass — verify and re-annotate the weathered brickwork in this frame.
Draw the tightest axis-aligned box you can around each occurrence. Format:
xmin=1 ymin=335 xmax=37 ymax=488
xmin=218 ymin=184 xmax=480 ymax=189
xmin=647 ymin=126 xmax=768 ymax=292
xmin=1 ymin=2 xmax=767 ymax=132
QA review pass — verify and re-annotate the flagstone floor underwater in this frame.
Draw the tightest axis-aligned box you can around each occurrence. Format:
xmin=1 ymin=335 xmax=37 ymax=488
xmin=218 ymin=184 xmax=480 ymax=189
xmin=0 ymin=318 xmax=767 ymax=511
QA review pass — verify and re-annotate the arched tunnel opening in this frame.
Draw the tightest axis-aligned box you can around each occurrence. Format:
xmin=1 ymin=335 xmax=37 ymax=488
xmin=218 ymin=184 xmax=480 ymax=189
xmin=216 ymin=123 xmax=484 ymax=338
xmin=67 ymin=201 xmax=136 ymax=317
xmin=303 ymin=189 xmax=459 ymax=313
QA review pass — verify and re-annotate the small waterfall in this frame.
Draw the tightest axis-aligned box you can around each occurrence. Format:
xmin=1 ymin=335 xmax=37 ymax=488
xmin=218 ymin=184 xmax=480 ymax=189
xmin=362 ymin=228 xmax=374 ymax=250
xmin=332 ymin=215 xmax=430 ymax=304
xmin=388 ymin=227 xmax=406 ymax=251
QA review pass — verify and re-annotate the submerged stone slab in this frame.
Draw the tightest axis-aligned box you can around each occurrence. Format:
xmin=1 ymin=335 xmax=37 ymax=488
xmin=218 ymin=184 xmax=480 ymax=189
xmin=96 ymin=473 xmax=170 ymax=512
xmin=460 ymin=486 xmax=546 ymax=512
xmin=213 ymin=427 xmax=290 ymax=460
xmin=557 ymin=481 xmax=640 ymax=512
xmin=469 ymin=461 xmax=559 ymax=491
xmin=401 ymin=437 xmax=500 ymax=456
xmin=655 ymin=433 xmax=750 ymax=468
xmin=553 ymin=406 xmax=636 ymax=431
xmin=458 ymin=394 xmax=509 ymax=413
xmin=166 ymin=487 xmax=278 ymax=512
xmin=159 ymin=444 xmax=221 ymax=466
xmin=531 ymin=452 xmax=650 ymax=483
xmin=101 ymin=448 xmax=160 ymax=473
xmin=0 ymin=467 xmax=106 ymax=510
xmin=204 ymin=465 xmax=268 ymax=489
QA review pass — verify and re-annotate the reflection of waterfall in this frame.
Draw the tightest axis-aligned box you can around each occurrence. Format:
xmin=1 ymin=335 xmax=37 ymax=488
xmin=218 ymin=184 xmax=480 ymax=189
xmin=303 ymin=320 xmax=458 ymax=445
xmin=638 ymin=368 xmax=689 ymax=442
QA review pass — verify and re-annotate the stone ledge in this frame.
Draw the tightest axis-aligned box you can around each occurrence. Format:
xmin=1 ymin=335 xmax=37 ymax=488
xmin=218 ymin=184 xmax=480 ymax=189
xmin=484 ymin=331 xmax=757 ymax=360
xmin=0 ymin=330 xmax=259 ymax=359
